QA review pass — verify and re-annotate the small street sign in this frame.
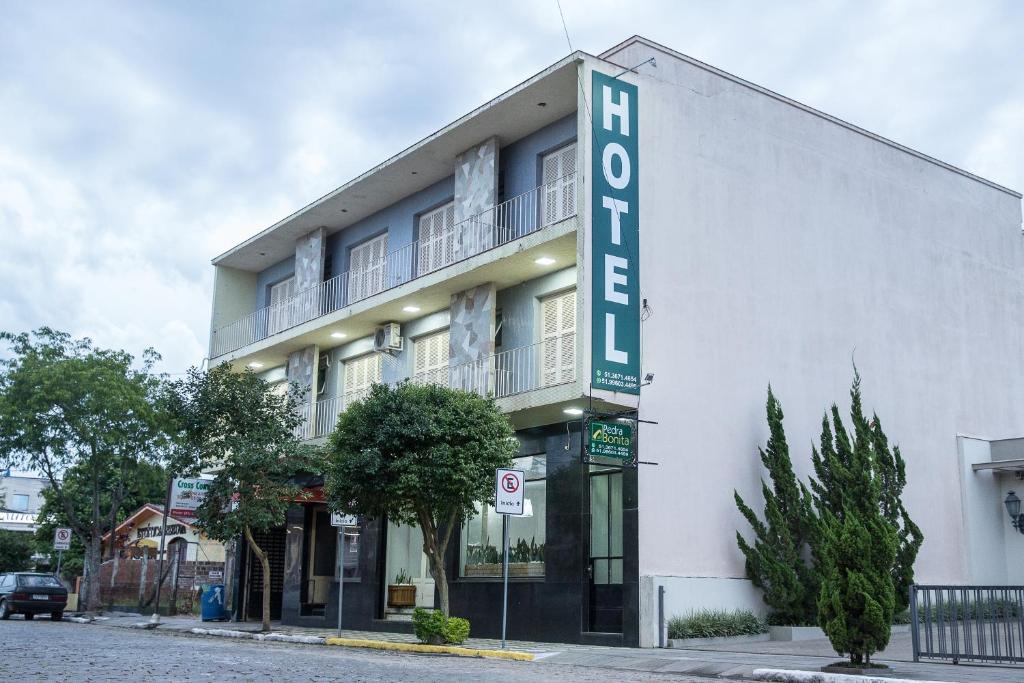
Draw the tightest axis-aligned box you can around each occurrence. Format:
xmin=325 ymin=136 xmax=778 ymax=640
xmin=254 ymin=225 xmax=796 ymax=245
xmin=331 ymin=512 xmax=358 ymax=527
xmin=208 ymin=570 xmax=223 ymax=580
xmin=53 ymin=527 xmax=72 ymax=551
xmin=495 ymin=468 xmax=525 ymax=516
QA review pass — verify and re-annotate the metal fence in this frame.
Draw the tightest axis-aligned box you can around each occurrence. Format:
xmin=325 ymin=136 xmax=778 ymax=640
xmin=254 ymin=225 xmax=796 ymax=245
xmin=911 ymin=584 xmax=1024 ymax=664
xmin=211 ymin=174 xmax=578 ymax=357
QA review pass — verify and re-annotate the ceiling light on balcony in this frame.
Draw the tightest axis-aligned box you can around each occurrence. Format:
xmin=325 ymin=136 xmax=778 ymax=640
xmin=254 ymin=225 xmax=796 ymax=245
xmin=403 ymin=305 xmax=421 ymax=313
xmin=563 ymin=407 xmax=584 ymax=416
xmin=248 ymin=362 xmax=264 ymax=369
xmin=331 ymin=332 xmax=347 ymax=339
xmin=535 ymin=256 xmax=556 ymax=266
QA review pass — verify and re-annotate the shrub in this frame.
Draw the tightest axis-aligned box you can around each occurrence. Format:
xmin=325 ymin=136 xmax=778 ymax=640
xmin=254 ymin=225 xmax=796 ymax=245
xmin=667 ymin=609 xmax=768 ymax=640
xmin=412 ymin=607 xmax=471 ymax=645
xmin=444 ymin=616 xmax=471 ymax=644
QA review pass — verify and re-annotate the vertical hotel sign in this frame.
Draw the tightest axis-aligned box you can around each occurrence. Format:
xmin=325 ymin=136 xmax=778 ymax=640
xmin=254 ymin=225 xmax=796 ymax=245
xmin=591 ymin=70 xmax=640 ymax=394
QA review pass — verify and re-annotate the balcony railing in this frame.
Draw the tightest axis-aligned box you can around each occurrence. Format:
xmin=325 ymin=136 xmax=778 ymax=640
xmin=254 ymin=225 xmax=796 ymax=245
xmin=298 ymin=332 xmax=575 ymax=440
xmin=212 ymin=174 xmax=578 ymax=357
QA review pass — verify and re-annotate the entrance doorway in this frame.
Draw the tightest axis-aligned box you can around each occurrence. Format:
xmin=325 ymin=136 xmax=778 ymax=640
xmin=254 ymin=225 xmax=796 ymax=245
xmin=301 ymin=508 xmax=337 ymax=617
xmin=588 ymin=467 xmax=623 ymax=633
xmin=243 ymin=526 xmax=286 ymax=621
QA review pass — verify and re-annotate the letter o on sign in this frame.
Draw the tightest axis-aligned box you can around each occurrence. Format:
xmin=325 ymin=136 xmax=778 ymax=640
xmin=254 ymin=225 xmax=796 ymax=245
xmin=602 ymin=142 xmax=631 ymax=190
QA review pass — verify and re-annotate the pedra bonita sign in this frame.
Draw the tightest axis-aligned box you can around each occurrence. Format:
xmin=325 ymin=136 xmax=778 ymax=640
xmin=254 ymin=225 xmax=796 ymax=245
xmin=591 ymin=69 xmax=640 ymax=395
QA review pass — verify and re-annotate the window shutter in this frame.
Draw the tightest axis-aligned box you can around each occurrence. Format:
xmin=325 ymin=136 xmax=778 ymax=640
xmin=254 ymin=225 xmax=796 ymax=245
xmin=414 ymin=329 xmax=449 ymax=385
xmin=344 ymin=353 xmax=382 ymax=405
xmin=540 ymin=289 xmax=576 ymax=386
xmin=542 ymin=143 xmax=577 ymax=225
xmin=268 ymin=276 xmax=296 ymax=334
xmin=349 ymin=234 xmax=388 ymax=302
xmin=417 ymin=202 xmax=455 ymax=275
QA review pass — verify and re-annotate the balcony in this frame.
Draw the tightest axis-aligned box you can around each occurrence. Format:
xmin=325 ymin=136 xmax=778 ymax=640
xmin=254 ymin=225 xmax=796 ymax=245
xmin=212 ymin=175 xmax=578 ymax=358
xmin=297 ymin=332 xmax=576 ymax=441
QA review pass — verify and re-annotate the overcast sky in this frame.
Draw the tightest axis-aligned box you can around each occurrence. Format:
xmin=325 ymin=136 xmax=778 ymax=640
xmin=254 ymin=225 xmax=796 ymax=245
xmin=1 ymin=0 xmax=1021 ymax=374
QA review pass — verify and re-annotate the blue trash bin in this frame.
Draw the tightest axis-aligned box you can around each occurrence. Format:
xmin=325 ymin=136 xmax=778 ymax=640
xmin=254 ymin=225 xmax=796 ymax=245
xmin=201 ymin=584 xmax=228 ymax=622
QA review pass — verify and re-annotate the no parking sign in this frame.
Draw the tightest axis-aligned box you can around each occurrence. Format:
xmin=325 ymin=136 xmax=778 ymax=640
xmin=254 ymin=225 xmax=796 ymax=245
xmin=53 ymin=527 xmax=72 ymax=551
xmin=494 ymin=469 xmax=524 ymax=516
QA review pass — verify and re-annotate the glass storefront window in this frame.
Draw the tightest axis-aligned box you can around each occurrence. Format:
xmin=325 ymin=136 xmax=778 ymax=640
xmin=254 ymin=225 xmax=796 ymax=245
xmin=461 ymin=455 xmax=546 ymax=578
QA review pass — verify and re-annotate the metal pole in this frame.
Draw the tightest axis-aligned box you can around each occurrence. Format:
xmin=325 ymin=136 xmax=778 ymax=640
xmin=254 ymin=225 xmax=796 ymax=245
xmin=658 ymin=585 xmax=666 ymax=648
xmin=151 ymin=475 xmax=174 ymax=625
xmin=55 ymin=550 xmax=63 ymax=580
xmin=501 ymin=513 xmax=509 ymax=649
xmin=336 ymin=527 xmax=344 ymax=636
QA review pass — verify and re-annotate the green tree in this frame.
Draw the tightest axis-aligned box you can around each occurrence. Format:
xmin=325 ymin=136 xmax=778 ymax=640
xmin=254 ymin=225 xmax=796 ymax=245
xmin=0 ymin=328 xmax=167 ymax=611
xmin=324 ymin=382 xmax=518 ymax=616
xmin=164 ymin=364 xmax=321 ymax=631
xmin=0 ymin=530 xmax=34 ymax=572
xmin=813 ymin=373 xmax=898 ymax=665
xmin=734 ymin=386 xmax=816 ymax=625
xmin=870 ymin=416 xmax=923 ymax=614
xmin=34 ymin=459 xmax=167 ymax=580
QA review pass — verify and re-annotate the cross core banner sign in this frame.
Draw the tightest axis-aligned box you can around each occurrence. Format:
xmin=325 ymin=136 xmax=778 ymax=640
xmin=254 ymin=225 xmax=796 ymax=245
xmin=591 ymin=70 xmax=640 ymax=395
xmin=168 ymin=477 xmax=212 ymax=518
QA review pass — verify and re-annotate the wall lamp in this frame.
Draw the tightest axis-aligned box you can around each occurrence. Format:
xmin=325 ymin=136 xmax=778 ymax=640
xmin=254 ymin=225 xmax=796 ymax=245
xmin=1005 ymin=491 xmax=1024 ymax=534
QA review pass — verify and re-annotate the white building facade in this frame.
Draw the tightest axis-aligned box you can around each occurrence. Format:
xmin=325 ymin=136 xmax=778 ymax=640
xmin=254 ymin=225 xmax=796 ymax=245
xmin=206 ymin=36 xmax=1024 ymax=646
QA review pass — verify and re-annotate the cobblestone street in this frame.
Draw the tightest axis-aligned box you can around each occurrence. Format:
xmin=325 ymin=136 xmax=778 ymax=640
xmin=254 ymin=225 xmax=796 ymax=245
xmin=0 ymin=619 xmax=715 ymax=682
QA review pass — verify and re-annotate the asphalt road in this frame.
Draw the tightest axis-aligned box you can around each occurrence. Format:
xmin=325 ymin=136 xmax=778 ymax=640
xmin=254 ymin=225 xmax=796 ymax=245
xmin=0 ymin=617 xmax=715 ymax=682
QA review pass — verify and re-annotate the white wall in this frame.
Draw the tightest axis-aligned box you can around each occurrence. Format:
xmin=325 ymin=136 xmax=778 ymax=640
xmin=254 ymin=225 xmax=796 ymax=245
xmin=585 ymin=41 xmax=1024 ymax=622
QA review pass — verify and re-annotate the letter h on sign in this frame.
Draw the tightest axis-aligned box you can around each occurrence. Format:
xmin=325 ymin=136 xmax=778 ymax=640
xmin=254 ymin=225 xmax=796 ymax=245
xmin=591 ymin=70 xmax=640 ymax=394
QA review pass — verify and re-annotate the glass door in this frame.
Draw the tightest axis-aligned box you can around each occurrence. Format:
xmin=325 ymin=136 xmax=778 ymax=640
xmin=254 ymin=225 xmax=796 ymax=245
xmin=588 ymin=467 xmax=623 ymax=633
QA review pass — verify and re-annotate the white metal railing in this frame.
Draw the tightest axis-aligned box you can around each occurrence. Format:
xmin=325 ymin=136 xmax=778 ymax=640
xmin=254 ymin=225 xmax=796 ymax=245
xmin=296 ymin=332 xmax=576 ymax=440
xmin=212 ymin=175 xmax=577 ymax=357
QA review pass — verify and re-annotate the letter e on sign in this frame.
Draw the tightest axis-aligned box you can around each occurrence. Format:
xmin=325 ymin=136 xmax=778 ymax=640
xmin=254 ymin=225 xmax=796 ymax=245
xmin=494 ymin=469 xmax=525 ymax=516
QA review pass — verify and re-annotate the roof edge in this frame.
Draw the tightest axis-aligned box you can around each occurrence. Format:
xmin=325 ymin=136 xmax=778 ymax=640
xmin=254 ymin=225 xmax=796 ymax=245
xmin=212 ymin=51 xmax=587 ymax=266
xmin=599 ymin=36 xmax=1021 ymax=200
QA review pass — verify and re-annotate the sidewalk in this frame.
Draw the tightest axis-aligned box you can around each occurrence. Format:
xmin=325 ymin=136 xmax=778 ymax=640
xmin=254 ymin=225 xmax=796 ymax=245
xmin=74 ymin=613 xmax=1024 ymax=682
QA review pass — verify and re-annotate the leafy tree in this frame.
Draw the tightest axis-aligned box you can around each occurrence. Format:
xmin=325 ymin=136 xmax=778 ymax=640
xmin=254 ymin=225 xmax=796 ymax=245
xmin=0 ymin=328 xmax=167 ymax=611
xmin=34 ymin=459 xmax=167 ymax=580
xmin=813 ymin=373 xmax=898 ymax=665
xmin=324 ymin=382 xmax=517 ymax=616
xmin=164 ymin=364 xmax=321 ymax=631
xmin=734 ymin=386 xmax=817 ymax=625
xmin=0 ymin=530 xmax=34 ymax=572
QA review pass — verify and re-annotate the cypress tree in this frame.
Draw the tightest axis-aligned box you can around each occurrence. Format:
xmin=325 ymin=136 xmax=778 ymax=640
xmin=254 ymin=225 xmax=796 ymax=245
xmin=735 ymin=386 xmax=817 ymax=625
xmin=814 ymin=373 xmax=898 ymax=666
xmin=870 ymin=415 xmax=923 ymax=613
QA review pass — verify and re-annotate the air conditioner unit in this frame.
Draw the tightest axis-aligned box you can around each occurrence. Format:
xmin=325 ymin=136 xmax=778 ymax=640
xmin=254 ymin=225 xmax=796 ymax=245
xmin=373 ymin=323 xmax=403 ymax=353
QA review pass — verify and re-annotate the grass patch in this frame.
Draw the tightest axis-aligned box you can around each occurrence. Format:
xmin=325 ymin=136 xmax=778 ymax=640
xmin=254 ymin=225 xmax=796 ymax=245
xmin=667 ymin=609 xmax=768 ymax=640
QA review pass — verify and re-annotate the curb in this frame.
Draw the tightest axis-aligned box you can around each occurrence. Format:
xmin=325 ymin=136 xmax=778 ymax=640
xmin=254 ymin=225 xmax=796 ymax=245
xmin=324 ymin=637 xmax=534 ymax=661
xmin=752 ymin=668 xmax=955 ymax=683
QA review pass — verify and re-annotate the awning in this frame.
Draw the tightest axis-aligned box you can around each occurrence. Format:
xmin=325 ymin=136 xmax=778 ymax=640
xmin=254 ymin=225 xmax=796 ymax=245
xmin=972 ymin=458 xmax=1024 ymax=473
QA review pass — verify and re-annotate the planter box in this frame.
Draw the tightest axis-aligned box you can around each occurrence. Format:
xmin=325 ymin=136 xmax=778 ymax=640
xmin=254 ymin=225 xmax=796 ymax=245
xmin=770 ymin=623 xmax=911 ymax=641
xmin=769 ymin=626 xmax=826 ymax=641
xmin=668 ymin=633 xmax=770 ymax=648
xmin=821 ymin=664 xmax=889 ymax=675
xmin=387 ymin=584 xmax=416 ymax=608
xmin=463 ymin=562 xmax=544 ymax=578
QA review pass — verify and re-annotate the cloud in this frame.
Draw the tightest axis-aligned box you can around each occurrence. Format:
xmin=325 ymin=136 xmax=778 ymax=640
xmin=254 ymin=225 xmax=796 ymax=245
xmin=0 ymin=0 xmax=1020 ymax=375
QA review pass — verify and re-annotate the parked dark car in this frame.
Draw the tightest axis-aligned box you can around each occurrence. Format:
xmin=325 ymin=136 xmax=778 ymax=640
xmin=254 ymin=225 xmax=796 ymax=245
xmin=0 ymin=573 xmax=68 ymax=620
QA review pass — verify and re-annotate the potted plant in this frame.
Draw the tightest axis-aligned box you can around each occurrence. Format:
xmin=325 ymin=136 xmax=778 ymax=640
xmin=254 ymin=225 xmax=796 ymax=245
xmin=387 ymin=569 xmax=416 ymax=608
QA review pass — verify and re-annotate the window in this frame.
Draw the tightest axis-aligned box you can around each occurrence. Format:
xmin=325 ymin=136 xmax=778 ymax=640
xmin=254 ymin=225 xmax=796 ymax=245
xmin=417 ymin=202 xmax=455 ymax=275
xmin=337 ymin=525 xmax=361 ymax=580
xmin=343 ymin=353 xmax=381 ymax=407
xmin=17 ymin=574 xmax=62 ymax=588
xmin=540 ymin=289 xmax=576 ymax=387
xmin=413 ymin=329 xmax=449 ymax=386
xmin=541 ymin=143 xmax=577 ymax=225
xmin=348 ymin=233 xmax=388 ymax=303
xmin=460 ymin=455 xmax=546 ymax=578
xmin=267 ymin=276 xmax=297 ymax=334
xmin=9 ymin=494 xmax=29 ymax=512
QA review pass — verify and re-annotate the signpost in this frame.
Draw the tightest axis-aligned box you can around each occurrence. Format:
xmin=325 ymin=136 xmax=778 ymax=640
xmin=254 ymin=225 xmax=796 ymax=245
xmin=53 ymin=527 xmax=72 ymax=577
xmin=494 ymin=468 xmax=525 ymax=649
xmin=331 ymin=513 xmax=358 ymax=635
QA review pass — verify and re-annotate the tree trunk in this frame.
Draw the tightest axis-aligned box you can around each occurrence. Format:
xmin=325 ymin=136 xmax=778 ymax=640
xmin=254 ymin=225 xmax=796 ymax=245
xmin=244 ymin=526 xmax=272 ymax=632
xmin=83 ymin=534 xmax=103 ymax=612
xmin=430 ymin=554 xmax=449 ymax=617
